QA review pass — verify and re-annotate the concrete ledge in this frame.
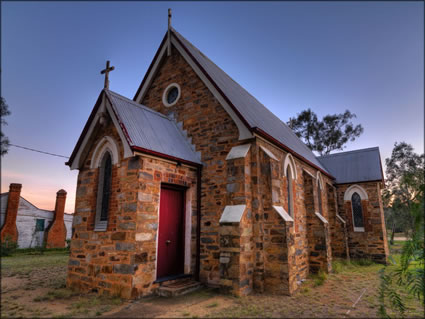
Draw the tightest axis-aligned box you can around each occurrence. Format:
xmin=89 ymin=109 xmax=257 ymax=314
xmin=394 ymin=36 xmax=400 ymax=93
xmin=272 ymin=205 xmax=294 ymax=222
xmin=219 ymin=205 xmax=246 ymax=223
xmin=336 ymin=214 xmax=346 ymax=224
xmin=315 ymin=212 xmax=329 ymax=224
xmin=226 ymin=144 xmax=251 ymax=160
xmin=259 ymin=145 xmax=279 ymax=161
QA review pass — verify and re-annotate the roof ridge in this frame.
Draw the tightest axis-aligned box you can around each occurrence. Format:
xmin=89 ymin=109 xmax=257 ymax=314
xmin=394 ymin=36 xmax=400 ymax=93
xmin=317 ymin=147 xmax=380 ymax=158
xmin=171 ymin=29 xmax=322 ymax=166
xmin=106 ymin=89 xmax=171 ymax=120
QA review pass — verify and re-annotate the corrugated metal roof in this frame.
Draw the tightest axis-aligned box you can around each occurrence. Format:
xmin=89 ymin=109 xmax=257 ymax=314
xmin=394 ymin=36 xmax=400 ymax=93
xmin=105 ymin=90 xmax=201 ymax=165
xmin=316 ymin=147 xmax=384 ymax=184
xmin=172 ymin=29 xmax=329 ymax=173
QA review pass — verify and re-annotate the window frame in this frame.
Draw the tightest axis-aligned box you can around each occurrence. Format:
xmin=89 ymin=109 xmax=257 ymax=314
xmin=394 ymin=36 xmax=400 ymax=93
xmin=286 ymin=166 xmax=294 ymax=217
xmin=351 ymin=192 xmax=365 ymax=232
xmin=94 ymin=151 xmax=113 ymax=231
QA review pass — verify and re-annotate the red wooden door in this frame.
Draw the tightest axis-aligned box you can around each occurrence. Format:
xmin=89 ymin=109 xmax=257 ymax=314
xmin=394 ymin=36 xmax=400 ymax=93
xmin=157 ymin=186 xmax=185 ymax=279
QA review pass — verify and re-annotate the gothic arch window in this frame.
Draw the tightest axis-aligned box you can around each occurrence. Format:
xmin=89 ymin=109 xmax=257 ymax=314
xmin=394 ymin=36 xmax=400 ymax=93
xmin=284 ymin=153 xmax=297 ymax=217
xmin=316 ymin=171 xmax=323 ymax=215
xmin=286 ymin=165 xmax=294 ymax=217
xmin=351 ymin=192 xmax=364 ymax=231
xmin=344 ymin=184 xmax=368 ymax=232
xmin=95 ymin=151 xmax=113 ymax=231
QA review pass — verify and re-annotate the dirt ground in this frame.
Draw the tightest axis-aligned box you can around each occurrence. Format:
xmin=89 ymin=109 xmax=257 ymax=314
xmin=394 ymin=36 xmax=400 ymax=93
xmin=1 ymin=243 xmax=423 ymax=318
xmin=1 ymin=251 xmax=125 ymax=318
xmin=106 ymin=259 xmax=423 ymax=318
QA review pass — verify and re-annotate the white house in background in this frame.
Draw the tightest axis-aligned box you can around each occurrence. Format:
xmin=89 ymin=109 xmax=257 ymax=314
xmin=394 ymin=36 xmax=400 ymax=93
xmin=0 ymin=193 xmax=73 ymax=248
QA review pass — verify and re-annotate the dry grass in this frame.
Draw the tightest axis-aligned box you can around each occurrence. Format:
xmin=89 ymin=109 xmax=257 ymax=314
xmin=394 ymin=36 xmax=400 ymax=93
xmin=1 ymin=250 xmax=124 ymax=318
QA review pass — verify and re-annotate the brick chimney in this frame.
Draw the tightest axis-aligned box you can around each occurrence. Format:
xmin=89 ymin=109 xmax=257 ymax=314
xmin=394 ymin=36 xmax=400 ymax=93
xmin=1 ymin=183 xmax=22 ymax=243
xmin=45 ymin=189 xmax=67 ymax=248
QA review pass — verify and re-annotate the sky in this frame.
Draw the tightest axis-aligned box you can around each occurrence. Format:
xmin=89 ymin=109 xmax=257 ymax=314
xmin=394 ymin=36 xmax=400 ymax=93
xmin=1 ymin=1 xmax=423 ymax=213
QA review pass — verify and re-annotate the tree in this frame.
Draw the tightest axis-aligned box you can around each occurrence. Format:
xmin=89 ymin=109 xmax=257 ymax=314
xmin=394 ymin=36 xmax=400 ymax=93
xmin=1 ymin=97 xmax=11 ymax=156
xmin=288 ymin=108 xmax=364 ymax=155
xmin=384 ymin=142 xmax=424 ymax=239
xmin=378 ymin=142 xmax=424 ymax=318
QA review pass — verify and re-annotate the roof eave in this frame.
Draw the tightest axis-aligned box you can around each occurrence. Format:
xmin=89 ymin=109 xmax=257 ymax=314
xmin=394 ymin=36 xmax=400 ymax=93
xmin=253 ymin=128 xmax=335 ymax=180
xmin=132 ymin=146 xmax=202 ymax=168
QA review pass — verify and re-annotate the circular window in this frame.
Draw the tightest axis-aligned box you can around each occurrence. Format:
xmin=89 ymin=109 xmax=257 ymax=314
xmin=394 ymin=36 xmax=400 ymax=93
xmin=162 ymin=83 xmax=181 ymax=107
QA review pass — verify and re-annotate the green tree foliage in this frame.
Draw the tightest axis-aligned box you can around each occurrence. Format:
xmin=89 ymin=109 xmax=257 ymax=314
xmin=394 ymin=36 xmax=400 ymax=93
xmin=288 ymin=108 xmax=363 ymax=155
xmin=379 ymin=142 xmax=424 ymax=318
xmin=1 ymin=97 xmax=11 ymax=156
xmin=383 ymin=142 xmax=424 ymax=240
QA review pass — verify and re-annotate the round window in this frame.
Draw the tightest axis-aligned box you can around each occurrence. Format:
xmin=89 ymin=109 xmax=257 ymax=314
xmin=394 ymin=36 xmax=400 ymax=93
xmin=162 ymin=83 xmax=181 ymax=107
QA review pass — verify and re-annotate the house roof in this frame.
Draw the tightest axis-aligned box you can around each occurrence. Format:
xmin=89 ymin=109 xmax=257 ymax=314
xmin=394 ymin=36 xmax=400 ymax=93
xmin=0 ymin=193 xmax=73 ymax=215
xmin=316 ymin=147 xmax=384 ymax=184
xmin=105 ymin=90 xmax=202 ymax=165
xmin=169 ymin=29 xmax=331 ymax=176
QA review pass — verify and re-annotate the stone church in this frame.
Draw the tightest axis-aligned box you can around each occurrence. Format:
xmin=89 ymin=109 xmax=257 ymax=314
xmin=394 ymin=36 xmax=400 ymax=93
xmin=66 ymin=23 xmax=389 ymax=298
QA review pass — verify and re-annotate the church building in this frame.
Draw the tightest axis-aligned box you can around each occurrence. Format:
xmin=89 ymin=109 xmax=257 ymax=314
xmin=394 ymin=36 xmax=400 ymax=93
xmin=66 ymin=19 xmax=388 ymax=298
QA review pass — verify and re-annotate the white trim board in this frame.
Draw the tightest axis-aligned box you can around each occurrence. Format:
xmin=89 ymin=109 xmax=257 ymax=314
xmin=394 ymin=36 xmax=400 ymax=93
xmin=219 ymin=205 xmax=246 ymax=224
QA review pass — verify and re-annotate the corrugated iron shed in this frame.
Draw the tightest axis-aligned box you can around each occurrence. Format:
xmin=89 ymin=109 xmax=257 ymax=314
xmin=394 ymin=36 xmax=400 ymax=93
xmin=172 ymin=28 xmax=329 ymax=174
xmin=105 ymin=90 xmax=201 ymax=165
xmin=316 ymin=147 xmax=384 ymax=184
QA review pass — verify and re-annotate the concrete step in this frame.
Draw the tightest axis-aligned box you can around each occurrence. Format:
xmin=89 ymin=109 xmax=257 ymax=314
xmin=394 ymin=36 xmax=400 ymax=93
xmin=157 ymin=278 xmax=202 ymax=297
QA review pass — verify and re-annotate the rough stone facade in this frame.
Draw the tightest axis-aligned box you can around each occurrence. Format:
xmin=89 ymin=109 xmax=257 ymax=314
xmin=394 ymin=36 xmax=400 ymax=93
xmin=67 ymin=40 xmax=388 ymax=299
xmin=336 ymin=182 xmax=389 ymax=263
xmin=67 ymin=119 xmax=198 ymax=298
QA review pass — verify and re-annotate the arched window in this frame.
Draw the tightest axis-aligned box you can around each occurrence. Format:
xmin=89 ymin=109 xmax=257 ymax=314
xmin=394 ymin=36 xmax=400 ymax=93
xmin=344 ymin=184 xmax=368 ymax=232
xmin=95 ymin=151 xmax=112 ymax=231
xmin=351 ymin=192 xmax=364 ymax=231
xmin=317 ymin=183 xmax=323 ymax=215
xmin=286 ymin=166 xmax=293 ymax=216
xmin=316 ymin=172 xmax=323 ymax=215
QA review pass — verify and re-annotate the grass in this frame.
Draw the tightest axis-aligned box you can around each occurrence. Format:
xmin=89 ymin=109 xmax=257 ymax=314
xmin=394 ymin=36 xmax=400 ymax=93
xmin=312 ymin=270 xmax=328 ymax=287
xmin=1 ymin=249 xmax=69 ymax=277
xmin=1 ymin=250 xmax=124 ymax=318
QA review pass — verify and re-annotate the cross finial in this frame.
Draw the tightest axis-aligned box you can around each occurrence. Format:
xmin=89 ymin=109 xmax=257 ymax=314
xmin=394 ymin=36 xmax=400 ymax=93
xmin=167 ymin=8 xmax=172 ymax=56
xmin=100 ymin=60 xmax=115 ymax=89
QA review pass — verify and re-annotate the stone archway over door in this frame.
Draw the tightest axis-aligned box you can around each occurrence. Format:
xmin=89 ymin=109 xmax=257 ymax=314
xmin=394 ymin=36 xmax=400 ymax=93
xmin=157 ymin=185 xmax=185 ymax=279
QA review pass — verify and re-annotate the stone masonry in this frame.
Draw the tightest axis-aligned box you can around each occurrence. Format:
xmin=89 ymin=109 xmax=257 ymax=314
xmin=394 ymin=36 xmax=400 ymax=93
xmin=67 ymin=35 xmax=389 ymax=299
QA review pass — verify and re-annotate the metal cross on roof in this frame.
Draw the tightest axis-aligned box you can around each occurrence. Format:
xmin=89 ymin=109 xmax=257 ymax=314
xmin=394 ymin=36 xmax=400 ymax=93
xmin=100 ymin=60 xmax=115 ymax=89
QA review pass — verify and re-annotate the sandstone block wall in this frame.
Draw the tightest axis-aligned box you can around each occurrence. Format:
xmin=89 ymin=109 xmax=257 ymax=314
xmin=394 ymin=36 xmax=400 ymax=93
xmin=336 ymin=182 xmax=388 ymax=264
xmin=67 ymin=116 xmax=198 ymax=298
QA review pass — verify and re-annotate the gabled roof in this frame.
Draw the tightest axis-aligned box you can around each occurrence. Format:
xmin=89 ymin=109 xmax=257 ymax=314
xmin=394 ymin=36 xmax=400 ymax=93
xmin=0 ymin=193 xmax=73 ymax=215
xmin=316 ymin=147 xmax=384 ymax=184
xmin=67 ymin=89 xmax=202 ymax=168
xmin=134 ymin=28 xmax=332 ymax=178
xmin=105 ymin=90 xmax=201 ymax=165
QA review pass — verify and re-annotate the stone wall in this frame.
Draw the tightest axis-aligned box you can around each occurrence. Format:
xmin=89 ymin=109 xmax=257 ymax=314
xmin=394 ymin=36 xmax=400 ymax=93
xmin=303 ymin=173 xmax=332 ymax=273
xmin=336 ymin=182 xmax=388 ymax=264
xmin=141 ymin=46 xmax=242 ymax=287
xmin=326 ymin=184 xmax=349 ymax=259
xmin=67 ymin=118 xmax=198 ymax=298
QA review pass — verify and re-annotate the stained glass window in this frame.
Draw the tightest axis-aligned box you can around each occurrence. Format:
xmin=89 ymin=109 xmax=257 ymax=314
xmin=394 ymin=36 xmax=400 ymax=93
xmin=351 ymin=192 xmax=364 ymax=228
xmin=100 ymin=152 xmax=112 ymax=221
xmin=287 ymin=166 xmax=293 ymax=216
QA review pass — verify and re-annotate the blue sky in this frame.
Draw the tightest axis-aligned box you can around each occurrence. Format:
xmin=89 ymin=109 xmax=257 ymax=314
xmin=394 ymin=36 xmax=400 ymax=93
xmin=2 ymin=1 xmax=423 ymax=212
